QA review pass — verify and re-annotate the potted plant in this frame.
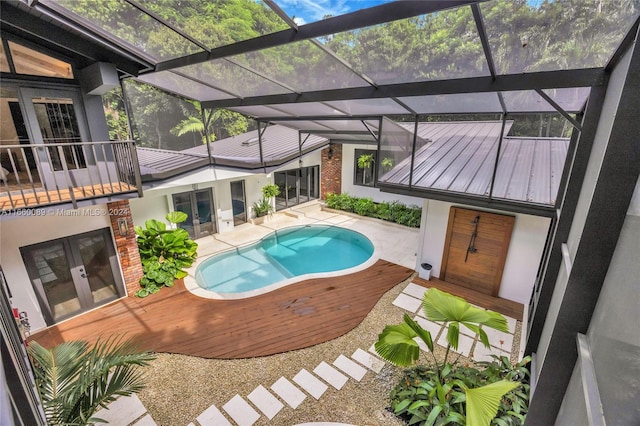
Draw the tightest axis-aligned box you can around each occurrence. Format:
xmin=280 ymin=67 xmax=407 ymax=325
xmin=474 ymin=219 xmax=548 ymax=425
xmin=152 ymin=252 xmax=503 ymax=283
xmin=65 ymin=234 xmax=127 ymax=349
xmin=251 ymin=183 xmax=280 ymax=224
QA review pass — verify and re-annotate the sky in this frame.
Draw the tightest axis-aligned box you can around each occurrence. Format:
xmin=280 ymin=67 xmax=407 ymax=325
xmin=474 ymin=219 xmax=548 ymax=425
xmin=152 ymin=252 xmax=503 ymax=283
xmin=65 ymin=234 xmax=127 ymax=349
xmin=273 ymin=0 xmax=391 ymax=25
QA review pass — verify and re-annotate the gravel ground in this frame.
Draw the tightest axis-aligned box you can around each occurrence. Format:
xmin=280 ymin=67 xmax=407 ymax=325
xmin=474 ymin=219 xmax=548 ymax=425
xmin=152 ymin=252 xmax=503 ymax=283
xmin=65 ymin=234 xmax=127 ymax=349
xmin=137 ymin=277 xmax=522 ymax=426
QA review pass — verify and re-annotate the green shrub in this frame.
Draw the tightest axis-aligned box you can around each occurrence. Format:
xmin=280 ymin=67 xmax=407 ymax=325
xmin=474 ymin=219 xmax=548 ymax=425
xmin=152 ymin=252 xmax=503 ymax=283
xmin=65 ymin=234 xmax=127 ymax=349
xmin=134 ymin=211 xmax=198 ymax=297
xmin=253 ymin=184 xmax=281 ymax=217
xmin=262 ymin=183 xmax=280 ymax=199
xmin=324 ymin=194 xmax=421 ymax=227
xmin=390 ymin=356 xmax=530 ymax=426
xmin=374 ymin=201 xmax=392 ymax=221
xmin=354 ymin=197 xmax=375 ymax=216
xmin=376 ymin=289 xmax=531 ymax=426
xmin=253 ymin=198 xmax=272 ymax=217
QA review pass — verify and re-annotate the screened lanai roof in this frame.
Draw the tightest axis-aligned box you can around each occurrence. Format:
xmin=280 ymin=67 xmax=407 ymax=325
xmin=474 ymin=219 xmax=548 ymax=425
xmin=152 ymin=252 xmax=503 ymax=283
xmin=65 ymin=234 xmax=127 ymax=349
xmin=14 ymin=0 xmax=640 ymax=133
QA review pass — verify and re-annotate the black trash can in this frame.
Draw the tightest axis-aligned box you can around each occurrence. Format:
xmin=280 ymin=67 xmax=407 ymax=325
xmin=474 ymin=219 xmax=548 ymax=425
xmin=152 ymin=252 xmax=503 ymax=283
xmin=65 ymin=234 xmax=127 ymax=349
xmin=420 ymin=262 xmax=432 ymax=280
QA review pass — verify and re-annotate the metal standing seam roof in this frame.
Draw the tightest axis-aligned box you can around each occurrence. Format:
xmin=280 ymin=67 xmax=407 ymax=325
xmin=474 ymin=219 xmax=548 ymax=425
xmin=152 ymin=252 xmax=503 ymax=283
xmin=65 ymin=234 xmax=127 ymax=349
xmin=135 ymin=147 xmax=210 ymax=180
xmin=382 ymin=122 xmax=569 ymax=206
xmin=182 ymin=124 xmax=329 ymax=169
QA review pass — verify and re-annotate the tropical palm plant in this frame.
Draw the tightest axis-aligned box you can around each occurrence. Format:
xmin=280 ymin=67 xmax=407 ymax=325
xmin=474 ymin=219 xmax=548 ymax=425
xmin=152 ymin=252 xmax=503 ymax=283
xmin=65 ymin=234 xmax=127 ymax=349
xmin=357 ymin=153 xmax=375 ymax=184
xmin=375 ymin=288 xmax=522 ymax=426
xmin=28 ymin=337 xmax=156 ymax=425
xmin=171 ymin=100 xmax=248 ymax=145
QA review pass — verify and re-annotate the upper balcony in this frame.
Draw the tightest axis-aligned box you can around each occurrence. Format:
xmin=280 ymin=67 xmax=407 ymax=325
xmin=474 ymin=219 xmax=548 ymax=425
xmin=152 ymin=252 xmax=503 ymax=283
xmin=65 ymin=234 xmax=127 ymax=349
xmin=0 ymin=140 xmax=142 ymax=214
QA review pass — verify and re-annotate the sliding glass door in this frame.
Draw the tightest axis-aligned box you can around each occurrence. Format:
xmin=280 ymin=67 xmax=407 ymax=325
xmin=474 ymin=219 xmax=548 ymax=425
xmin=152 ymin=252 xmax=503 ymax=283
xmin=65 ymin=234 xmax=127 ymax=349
xmin=274 ymin=166 xmax=319 ymax=211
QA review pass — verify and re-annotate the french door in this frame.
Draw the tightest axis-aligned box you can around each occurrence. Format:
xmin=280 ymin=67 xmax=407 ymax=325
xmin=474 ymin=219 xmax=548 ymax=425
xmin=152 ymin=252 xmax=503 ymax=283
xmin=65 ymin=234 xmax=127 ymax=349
xmin=172 ymin=189 xmax=216 ymax=239
xmin=17 ymin=87 xmax=92 ymax=188
xmin=21 ymin=228 xmax=124 ymax=325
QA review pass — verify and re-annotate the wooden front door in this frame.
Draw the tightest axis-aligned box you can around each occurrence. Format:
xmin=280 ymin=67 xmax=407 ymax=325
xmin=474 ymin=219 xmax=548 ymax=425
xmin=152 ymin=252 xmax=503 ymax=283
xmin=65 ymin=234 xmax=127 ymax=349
xmin=440 ymin=207 xmax=515 ymax=297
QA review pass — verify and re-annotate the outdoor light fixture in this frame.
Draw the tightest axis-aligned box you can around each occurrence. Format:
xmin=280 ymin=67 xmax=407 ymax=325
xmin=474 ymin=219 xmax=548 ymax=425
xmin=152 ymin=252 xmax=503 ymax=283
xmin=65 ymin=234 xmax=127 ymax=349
xmin=117 ymin=218 xmax=129 ymax=236
xmin=327 ymin=144 xmax=334 ymax=160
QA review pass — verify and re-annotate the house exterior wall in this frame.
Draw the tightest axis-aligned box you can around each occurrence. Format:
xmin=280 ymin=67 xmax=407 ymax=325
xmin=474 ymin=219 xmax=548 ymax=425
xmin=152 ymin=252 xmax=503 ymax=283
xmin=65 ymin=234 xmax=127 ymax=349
xmin=131 ymin=151 xmax=323 ymax=232
xmin=341 ymin=143 xmax=423 ymax=205
xmin=416 ymin=199 xmax=550 ymax=304
xmin=0 ymin=204 xmax=120 ymax=332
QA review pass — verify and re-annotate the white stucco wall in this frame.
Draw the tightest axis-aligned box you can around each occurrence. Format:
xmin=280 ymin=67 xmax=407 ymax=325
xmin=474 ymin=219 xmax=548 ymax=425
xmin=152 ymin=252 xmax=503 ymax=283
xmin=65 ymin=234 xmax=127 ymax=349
xmin=0 ymin=204 xmax=116 ymax=332
xmin=341 ymin=143 xmax=423 ymax=206
xmin=131 ymin=151 xmax=323 ymax=233
xmin=416 ymin=199 xmax=550 ymax=304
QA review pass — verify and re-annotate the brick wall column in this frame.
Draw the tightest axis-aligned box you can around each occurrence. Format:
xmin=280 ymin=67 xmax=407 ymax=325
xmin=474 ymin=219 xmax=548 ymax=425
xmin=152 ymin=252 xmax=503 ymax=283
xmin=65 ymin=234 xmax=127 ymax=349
xmin=321 ymin=144 xmax=342 ymax=199
xmin=108 ymin=199 xmax=142 ymax=296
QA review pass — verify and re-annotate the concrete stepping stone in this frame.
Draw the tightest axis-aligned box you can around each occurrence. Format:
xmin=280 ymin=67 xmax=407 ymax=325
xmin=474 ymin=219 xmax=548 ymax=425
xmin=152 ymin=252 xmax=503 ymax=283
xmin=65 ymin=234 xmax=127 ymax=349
xmin=414 ymin=336 xmax=430 ymax=352
xmin=352 ymin=348 xmax=385 ymax=373
xmin=133 ymin=414 xmax=156 ymax=426
xmin=99 ymin=394 xmax=146 ymax=425
xmin=414 ymin=316 xmax=443 ymax=338
xmin=484 ymin=327 xmax=514 ymax=351
xmin=271 ymin=377 xmax=306 ymax=409
xmin=472 ymin=342 xmax=511 ymax=363
xmin=403 ymin=283 xmax=428 ymax=299
xmin=223 ymin=394 xmax=261 ymax=426
xmin=392 ymin=293 xmax=422 ymax=313
xmin=314 ymin=361 xmax=348 ymax=390
xmin=248 ymin=385 xmax=284 ymax=420
xmin=437 ymin=331 xmax=474 ymax=357
xmin=196 ymin=404 xmax=232 ymax=426
xmin=505 ymin=316 xmax=518 ymax=334
xmin=293 ymin=369 xmax=328 ymax=399
xmin=333 ymin=355 xmax=367 ymax=381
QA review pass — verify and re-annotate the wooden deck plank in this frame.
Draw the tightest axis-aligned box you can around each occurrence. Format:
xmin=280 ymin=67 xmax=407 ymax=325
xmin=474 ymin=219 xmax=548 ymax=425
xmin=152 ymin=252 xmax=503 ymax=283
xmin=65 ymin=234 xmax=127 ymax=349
xmin=0 ymin=182 xmax=136 ymax=210
xmin=412 ymin=276 xmax=524 ymax=320
xmin=29 ymin=260 xmax=413 ymax=359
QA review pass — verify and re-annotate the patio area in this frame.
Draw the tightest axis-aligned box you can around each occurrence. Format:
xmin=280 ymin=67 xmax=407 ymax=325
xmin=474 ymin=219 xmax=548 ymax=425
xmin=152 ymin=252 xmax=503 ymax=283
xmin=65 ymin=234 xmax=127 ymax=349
xmin=29 ymin=202 xmax=526 ymax=425
xmin=30 ymin=201 xmax=420 ymax=356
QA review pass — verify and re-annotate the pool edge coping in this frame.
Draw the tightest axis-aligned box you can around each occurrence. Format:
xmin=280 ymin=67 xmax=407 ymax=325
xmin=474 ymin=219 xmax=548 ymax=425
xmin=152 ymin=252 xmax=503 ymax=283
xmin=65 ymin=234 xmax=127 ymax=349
xmin=183 ymin=224 xmax=382 ymax=300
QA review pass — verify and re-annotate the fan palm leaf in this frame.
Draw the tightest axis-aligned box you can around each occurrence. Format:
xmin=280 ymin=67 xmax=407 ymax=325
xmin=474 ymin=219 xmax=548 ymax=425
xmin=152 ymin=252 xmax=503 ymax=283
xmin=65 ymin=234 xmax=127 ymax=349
xmin=375 ymin=314 xmax=436 ymax=367
xmin=28 ymin=336 xmax=155 ymax=425
xmin=465 ymin=380 xmax=520 ymax=426
xmin=422 ymin=288 xmax=508 ymax=351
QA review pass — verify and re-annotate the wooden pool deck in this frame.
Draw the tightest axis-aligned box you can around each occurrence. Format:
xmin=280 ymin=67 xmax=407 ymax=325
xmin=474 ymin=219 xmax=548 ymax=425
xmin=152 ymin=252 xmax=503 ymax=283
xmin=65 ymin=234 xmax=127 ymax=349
xmin=30 ymin=259 xmax=414 ymax=359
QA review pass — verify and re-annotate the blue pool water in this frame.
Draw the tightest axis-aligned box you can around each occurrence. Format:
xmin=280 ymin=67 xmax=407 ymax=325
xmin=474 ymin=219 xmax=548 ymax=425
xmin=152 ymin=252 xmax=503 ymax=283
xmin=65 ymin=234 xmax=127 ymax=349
xmin=195 ymin=225 xmax=374 ymax=294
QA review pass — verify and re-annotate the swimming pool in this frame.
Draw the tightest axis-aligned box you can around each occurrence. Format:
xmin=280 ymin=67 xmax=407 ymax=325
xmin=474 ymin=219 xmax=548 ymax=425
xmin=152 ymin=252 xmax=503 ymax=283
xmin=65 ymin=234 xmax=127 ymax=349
xmin=195 ymin=225 xmax=374 ymax=295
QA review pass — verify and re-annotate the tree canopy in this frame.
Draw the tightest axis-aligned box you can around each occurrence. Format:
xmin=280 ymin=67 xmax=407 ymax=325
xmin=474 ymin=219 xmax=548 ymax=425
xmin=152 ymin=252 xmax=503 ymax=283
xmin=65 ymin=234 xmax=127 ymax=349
xmin=92 ymin=0 xmax=640 ymax=147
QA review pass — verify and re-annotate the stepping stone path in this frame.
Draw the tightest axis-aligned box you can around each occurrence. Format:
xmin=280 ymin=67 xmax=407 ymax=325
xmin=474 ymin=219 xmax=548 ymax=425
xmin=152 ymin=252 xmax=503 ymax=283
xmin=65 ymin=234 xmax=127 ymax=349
xmin=333 ymin=355 xmax=367 ymax=381
xmin=181 ymin=281 xmax=520 ymax=425
xmin=391 ymin=292 xmax=422 ymax=312
xmin=294 ymin=369 xmax=329 ymax=399
xmin=189 ymin=349 xmax=387 ymax=425
xmin=351 ymin=348 xmax=385 ymax=373
xmin=248 ymin=385 xmax=284 ymax=420
xmin=196 ymin=404 xmax=232 ymax=426
xmin=223 ymin=394 xmax=261 ymax=425
xmin=271 ymin=377 xmax=307 ymax=409
xmin=314 ymin=361 xmax=349 ymax=390
xmin=99 ymin=394 xmax=156 ymax=425
xmin=395 ymin=282 xmax=520 ymax=363
xmin=403 ymin=282 xmax=428 ymax=299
